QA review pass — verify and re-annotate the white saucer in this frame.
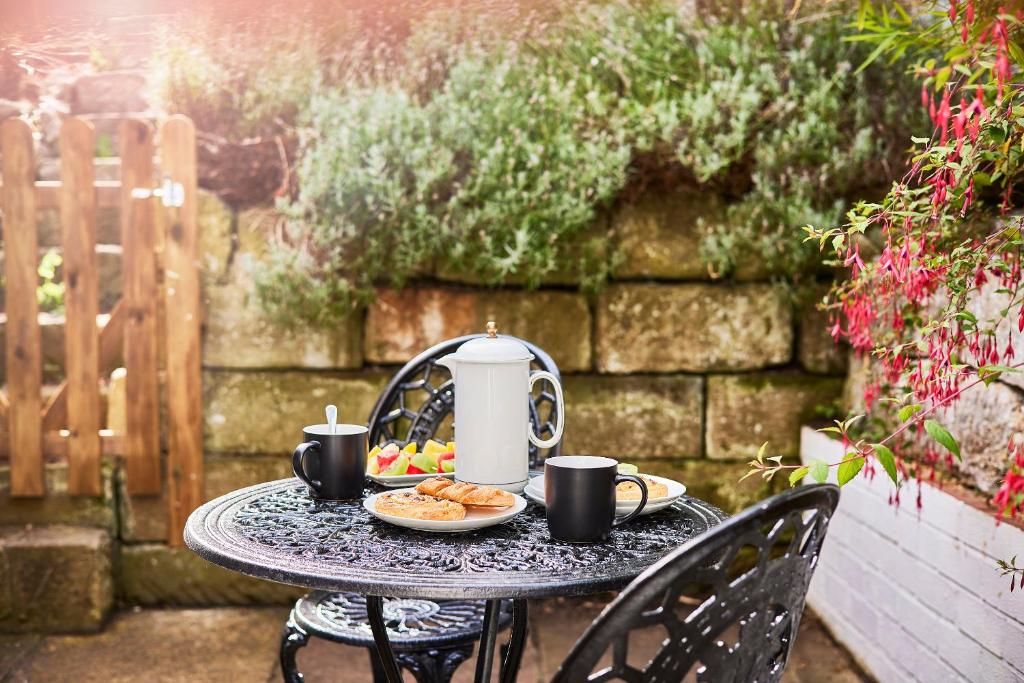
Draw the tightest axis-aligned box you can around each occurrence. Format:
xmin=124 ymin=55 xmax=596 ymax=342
xmin=525 ymin=474 xmax=685 ymax=517
xmin=364 ymin=487 xmax=526 ymax=533
xmin=366 ymin=471 xmax=455 ymax=488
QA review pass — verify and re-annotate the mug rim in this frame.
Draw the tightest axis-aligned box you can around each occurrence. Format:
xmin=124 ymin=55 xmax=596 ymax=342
xmin=304 ymin=423 xmax=368 ymax=436
xmin=545 ymin=455 xmax=617 ymax=469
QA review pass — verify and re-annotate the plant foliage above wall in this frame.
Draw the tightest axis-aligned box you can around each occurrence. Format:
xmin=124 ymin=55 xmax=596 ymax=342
xmin=156 ymin=1 xmax=921 ymax=326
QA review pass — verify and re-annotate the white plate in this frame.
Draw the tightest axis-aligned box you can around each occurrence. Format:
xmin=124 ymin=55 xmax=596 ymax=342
xmin=366 ymin=471 xmax=455 ymax=488
xmin=364 ymin=487 xmax=527 ymax=532
xmin=525 ymin=474 xmax=685 ymax=517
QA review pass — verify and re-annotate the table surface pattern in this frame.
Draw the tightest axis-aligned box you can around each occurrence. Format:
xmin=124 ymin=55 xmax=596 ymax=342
xmin=185 ymin=478 xmax=727 ymax=599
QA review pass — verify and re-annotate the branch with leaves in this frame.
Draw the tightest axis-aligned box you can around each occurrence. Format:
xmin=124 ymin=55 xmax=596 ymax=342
xmin=743 ymin=365 xmax=984 ymax=490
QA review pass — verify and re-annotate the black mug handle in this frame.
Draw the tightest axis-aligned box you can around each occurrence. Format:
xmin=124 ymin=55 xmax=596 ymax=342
xmin=292 ymin=441 xmax=322 ymax=493
xmin=612 ymin=474 xmax=648 ymax=528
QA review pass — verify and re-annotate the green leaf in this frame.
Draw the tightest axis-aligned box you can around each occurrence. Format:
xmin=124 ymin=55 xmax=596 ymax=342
xmin=756 ymin=441 xmax=768 ymax=463
xmin=789 ymin=466 xmax=810 ymax=487
xmin=809 ymin=459 xmax=830 ymax=484
xmin=925 ymin=419 xmax=961 ymax=461
xmin=897 ymin=404 xmax=922 ymax=422
xmin=979 ymin=365 xmax=1020 ymax=385
xmin=837 ymin=455 xmax=865 ymax=486
xmin=873 ymin=444 xmax=898 ymax=485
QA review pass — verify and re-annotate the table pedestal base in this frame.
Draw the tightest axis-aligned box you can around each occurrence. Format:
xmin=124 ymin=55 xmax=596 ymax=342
xmin=368 ymin=596 xmax=529 ymax=683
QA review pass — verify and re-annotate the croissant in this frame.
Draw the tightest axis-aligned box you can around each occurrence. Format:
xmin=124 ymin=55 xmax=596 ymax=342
xmin=416 ymin=477 xmax=515 ymax=507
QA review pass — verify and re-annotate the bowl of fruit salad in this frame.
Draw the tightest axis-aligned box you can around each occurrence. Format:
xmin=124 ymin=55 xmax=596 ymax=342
xmin=366 ymin=440 xmax=456 ymax=487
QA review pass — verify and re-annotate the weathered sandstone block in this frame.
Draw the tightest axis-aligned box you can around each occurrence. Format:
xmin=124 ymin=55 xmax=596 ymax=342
xmin=197 ymin=190 xmax=236 ymax=283
xmin=201 ymin=202 xmax=364 ymax=369
xmin=119 ymin=545 xmax=302 ymax=606
xmin=203 ymin=273 xmax=363 ymax=369
xmin=68 ymin=71 xmax=148 ymax=114
xmin=706 ymin=372 xmax=843 ymax=460
xmin=563 ymin=375 xmax=703 ymax=459
xmin=203 ymin=370 xmax=389 ymax=454
xmin=943 ymin=381 xmax=1024 ymax=495
xmin=366 ymin=287 xmax=592 ymax=371
xmin=0 ymin=526 xmax=113 ymax=632
xmin=796 ymin=290 xmax=848 ymax=375
xmin=119 ymin=455 xmax=293 ymax=542
xmin=611 ymin=191 xmax=721 ymax=280
xmin=596 ymin=284 xmax=793 ymax=373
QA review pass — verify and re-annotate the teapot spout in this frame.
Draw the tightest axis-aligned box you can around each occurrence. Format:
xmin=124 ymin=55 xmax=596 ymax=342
xmin=435 ymin=353 xmax=456 ymax=376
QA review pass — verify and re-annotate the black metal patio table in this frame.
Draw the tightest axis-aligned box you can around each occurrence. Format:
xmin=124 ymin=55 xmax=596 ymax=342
xmin=184 ymin=478 xmax=727 ymax=683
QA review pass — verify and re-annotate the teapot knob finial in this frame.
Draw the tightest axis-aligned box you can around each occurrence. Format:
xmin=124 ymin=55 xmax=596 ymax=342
xmin=486 ymin=321 xmax=497 ymax=338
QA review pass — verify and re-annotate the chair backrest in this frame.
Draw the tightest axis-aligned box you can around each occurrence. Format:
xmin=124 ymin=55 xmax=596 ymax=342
xmin=552 ymin=484 xmax=840 ymax=683
xmin=366 ymin=334 xmax=562 ymax=466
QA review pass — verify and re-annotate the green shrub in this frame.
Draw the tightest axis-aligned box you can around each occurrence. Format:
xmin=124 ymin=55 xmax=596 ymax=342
xmin=155 ymin=2 xmax=921 ymax=325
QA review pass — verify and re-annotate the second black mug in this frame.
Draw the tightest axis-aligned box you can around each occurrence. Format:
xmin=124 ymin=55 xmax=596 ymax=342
xmin=292 ymin=424 xmax=368 ymax=500
xmin=545 ymin=455 xmax=648 ymax=543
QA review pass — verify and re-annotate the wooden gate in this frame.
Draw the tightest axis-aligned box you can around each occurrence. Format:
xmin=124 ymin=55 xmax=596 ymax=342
xmin=0 ymin=115 xmax=202 ymax=545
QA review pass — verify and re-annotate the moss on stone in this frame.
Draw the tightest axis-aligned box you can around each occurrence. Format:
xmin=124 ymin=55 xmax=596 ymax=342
xmin=118 ymin=545 xmax=303 ymax=606
xmin=706 ymin=372 xmax=844 ymax=460
xmin=0 ymin=463 xmax=116 ymax=531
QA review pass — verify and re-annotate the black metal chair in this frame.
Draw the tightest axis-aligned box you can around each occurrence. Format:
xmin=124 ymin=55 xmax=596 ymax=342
xmin=552 ymin=484 xmax=840 ymax=683
xmin=280 ymin=334 xmax=562 ymax=683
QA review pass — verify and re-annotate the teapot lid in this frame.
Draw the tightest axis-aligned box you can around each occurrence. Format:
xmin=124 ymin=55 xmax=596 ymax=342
xmin=451 ymin=321 xmax=535 ymax=363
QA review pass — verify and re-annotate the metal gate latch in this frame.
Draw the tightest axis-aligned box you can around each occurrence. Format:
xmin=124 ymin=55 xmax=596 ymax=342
xmin=131 ymin=176 xmax=185 ymax=207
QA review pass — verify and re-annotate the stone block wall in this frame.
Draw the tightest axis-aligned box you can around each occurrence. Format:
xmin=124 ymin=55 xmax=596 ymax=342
xmin=197 ymin=190 xmax=847 ymax=517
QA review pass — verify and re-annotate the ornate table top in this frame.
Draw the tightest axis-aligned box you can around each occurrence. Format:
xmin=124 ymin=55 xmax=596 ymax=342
xmin=185 ymin=478 xmax=727 ymax=600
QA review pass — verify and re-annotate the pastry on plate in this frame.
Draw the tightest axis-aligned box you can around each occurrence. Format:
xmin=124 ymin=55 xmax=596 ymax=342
xmin=616 ymin=475 xmax=669 ymax=501
xmin=375 ymin=492 xmax=466 ymax=521
xmin=416 ymin=477 xmax=515 ymax=507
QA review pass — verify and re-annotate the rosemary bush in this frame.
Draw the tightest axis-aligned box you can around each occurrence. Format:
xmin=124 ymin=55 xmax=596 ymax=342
xmin=155 ymin=2 xmax=921 ymax=325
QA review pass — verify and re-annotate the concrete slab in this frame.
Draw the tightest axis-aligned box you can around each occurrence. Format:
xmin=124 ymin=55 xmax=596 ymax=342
xmin=2 ymin=607 xmax=286 ymax=683
xmin=0 ymin=602 xmax=869 ymax=682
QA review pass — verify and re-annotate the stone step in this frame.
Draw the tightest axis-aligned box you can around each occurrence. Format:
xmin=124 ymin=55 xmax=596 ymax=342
xmin=0 ymin=525 xmax=113 ymax=633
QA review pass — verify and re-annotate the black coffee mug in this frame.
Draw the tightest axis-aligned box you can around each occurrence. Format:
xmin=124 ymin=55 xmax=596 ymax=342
xmin=545 ymin=455 xmax=648 ymax=543
xmin=292 ymin=424 xmax=368 ymax=500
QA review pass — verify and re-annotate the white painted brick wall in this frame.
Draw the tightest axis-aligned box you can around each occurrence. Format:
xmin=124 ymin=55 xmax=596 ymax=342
xmin=800 ymin=427 xmax=1024 ymax=683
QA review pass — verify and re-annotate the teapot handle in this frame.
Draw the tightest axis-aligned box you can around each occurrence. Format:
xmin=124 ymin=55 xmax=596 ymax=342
xmin=527 ymin=371 xmax=565 ymax=449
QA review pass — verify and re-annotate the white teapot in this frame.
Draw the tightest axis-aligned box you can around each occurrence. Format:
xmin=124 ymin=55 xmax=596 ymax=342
xmin=436 ymin=322 xmax=565 ymax=493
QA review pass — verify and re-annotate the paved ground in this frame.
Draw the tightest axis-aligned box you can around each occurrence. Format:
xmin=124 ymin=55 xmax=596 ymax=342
xmin=0 ymin=601 xmax=869 ymax=682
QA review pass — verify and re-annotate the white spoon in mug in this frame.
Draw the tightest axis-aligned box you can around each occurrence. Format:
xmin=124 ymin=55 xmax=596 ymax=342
xmin=326 ymin=404 xmax=338 ymax=435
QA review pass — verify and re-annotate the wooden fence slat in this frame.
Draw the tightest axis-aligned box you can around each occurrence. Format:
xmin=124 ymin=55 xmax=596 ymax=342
xmin=120 ymin=119 xmax=161 ymax=495
xmin=42 ymin=301 xmax=126 ymax=433
xmin=161 ymin=116 xmax=203 ymax=545
xmin=59 ymin=118 xmax=102 ymax=496
xmin=1 ymin=118 xmax=43 ymax=496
